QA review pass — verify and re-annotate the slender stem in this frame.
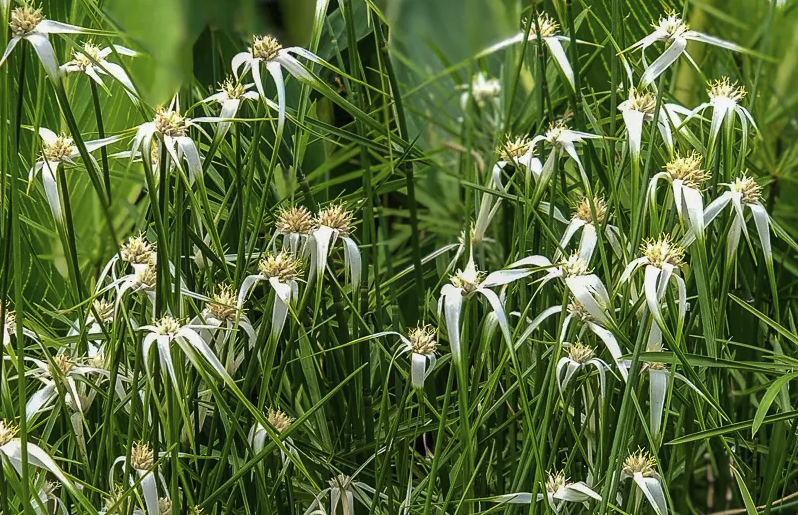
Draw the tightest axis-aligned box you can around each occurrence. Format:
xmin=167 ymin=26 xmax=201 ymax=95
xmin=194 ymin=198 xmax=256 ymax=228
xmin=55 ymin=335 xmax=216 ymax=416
xmin=89 ymin=79 xmax=112 ymax=201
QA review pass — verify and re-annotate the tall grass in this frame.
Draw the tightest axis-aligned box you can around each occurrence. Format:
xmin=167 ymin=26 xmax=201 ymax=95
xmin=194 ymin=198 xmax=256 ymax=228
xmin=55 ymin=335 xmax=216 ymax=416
xmin=1 ymin=0 xmax=798 ymax=514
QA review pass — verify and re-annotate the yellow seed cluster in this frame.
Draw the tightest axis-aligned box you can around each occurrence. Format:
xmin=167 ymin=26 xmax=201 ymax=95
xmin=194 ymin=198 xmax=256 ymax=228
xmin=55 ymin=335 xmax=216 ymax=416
xmin=623 ymin=449 xmax=658 ymax=477
xmin=642 ymin=236 xmax=684 ymax=269
xmin=267 ymin=409 xmax=295 ymax=433
xmin=575 ymin=197 xmax=607 ymax=224
xmin=730 ymin=175 xmax=761 ymax=205
xmin=42 ymin=135 xmax=75 ymax=163
xmin=73 ymin=42 xmax=102 ymax=70
xmin=708 ymin=77 xmax=746 ymax=103
xmin=498 ymin=136 xmax=532 ymax=162
xmin=665 ymin=152 xmax=710 ymax=188
xmin=131 ymin=442 xmax=154 ymax=470
xmin=568 ymin=343 xmax=595 ymax=364
xmin=276 ymin=206 xmax=314 ymax=235
xmin=154 ymin=108 xmax=187 ymax=137
xmin=628 ymin=89 xmax=657 ymax=115
xmin=409 ymin=325 xmax=437 ymax=355
xmin=207 ymin=285 xmax=239 ymax=322
xmin=0 ymin=420 xmax=20 ymax=446
xmin=258 ymin=251 xmax=302 ymax=281
xmin=251 ymin=35 xmax=282 ymax=61
xmin=10 ymin=2 xmax=43 ymax=36
xmin=316 ymin=204 xmax=354 ymax=237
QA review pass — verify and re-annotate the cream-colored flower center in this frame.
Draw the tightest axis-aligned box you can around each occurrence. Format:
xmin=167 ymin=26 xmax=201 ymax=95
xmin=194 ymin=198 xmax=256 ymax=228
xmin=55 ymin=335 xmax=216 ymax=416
xmin=220 ymin=77 xmax=247 ymax=100
xmin=545 ymin=471 xmax=568 ymax=494
xmin=276 ymin=206 xmax=314 ymax=235
xmin=568 ymin=343 xmax=595 ymax=364
xmin=207 ymin=285 xmax=238 ymax=322
xmin=132 ymin=262 xmax=157 ymax=291
xmin=120 ymin=233 xmax=154 ymax=264
xmin=42 ymin=136 xmax=75 ymax=163
xmin=93 ymin=298 xmax=115 ymax=323
xmin=655 ymin=13 xmax=688 ymax=40
xmin=471 ymin=74 xmax=501 ymax=102
xmin=525 ymin=13 xmax=559 ymax=38
xmin=329 ymin=473 xmax=353 ymax=490
xmin=154 ymin=315 xmax=181 ymax=336
xmin=498 ymin=136 xmax=532 ymax=162
xmin=545 ymin=120 xmax=570 ymax=144
xmin=154 ymin=108 xmax=187 ymax=137
xmin=316 ymin=205 xmax=354 ymax=236
xmin=267 ymin=409 xmax=294 ymax=433
xmin=73 ymin=42 xmax=102 ymax=70
xmin=10 ymin=3 xmax=43 ymax=36
xmin=409 ymin=325 xmax=437 ymax=355
xmin=628 ymin=89 xmax=657 ymax=115
xmin=131 ymin=442 xmax=154 ymax=470
xmin=708 ymin=77 xmax=746 ymax=103
xmin=258 ymin=251 xmax=302 ymax=281
xmin=50 ymin=354 xmax=74 ymax=376
xmin=665 ymin=152 xmax=709 ymax=188
xmin=251 ymin=35 xmax=282 ymax=61
xmin=0 ymin=420 xmax=19 ymax=446
xmin=159 ymin=498 xmax=172 ymax=515
xmin=642 ymin=237 xmax=684 ymax=268
xmin=567 ymin=299 xmax=593 ymax=322
xmin=42 ymin=480 xmax=60 ymax=498
xmin=561 ymin=253 xmax=591 ymax=278
xmin=575 ymin=196 xmax=607 ymax=224
xmin=623 ymin=449 xmax=657 ymax=477
xmin=450 ymin=265 xmax=484 ymax=294
xmin=646 ymin=361 xmax=667 ymax=371
xmin=730 ymin=175 xmax=761 ymax=204
xmin=4 ymin=309 xmax=17 ymax=335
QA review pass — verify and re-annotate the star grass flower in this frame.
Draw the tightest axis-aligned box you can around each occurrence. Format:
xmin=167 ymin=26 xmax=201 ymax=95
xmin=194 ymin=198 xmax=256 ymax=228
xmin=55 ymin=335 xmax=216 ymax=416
xmin=531 ymin=121 xmax=600 ymax=182
xmin=110 ymin=443 xmax=165 ymax=515
xmin=632 ymin=11 xmax=744 ymax=87
xmin=272 ymin=205 xmax=315 ymax=256
xmin=0 ymin=1 xmax=86 ymax=82
xmin=237 ymin=251 xmax=302 ymax=340
xmin=459 ymin=72 xmax=501 ymax=111
xmin=635 ymin=361 xmax=704 ymax=438
xmin=690 ymin=78 xmax=757 ymax=166
xmin=60 ymin=40 xmax=138 ymax=101
xmin=557 ymin=196 xmax=622 ymax=262
xmin=201 ymin=76 xmax=260 ymax=141
xmin=617 ymin=88 xmax=691 ymax=162
xmin=34 ymin=478 xmax=68 ymax=515
xmin=305 ymin=463 xmax=384 ymax=515
xmin=2 ymin=305 xmax=39 ymax=346
xmin=648 ymin=152 xmax=711 ymax=231
xmin=388 ymin=325 xmax=439 ymax=389
xmin=96 ymin=233 xmax=155 ymax=291
xmin=25 ymin=353 xmax=107 ymax=419
xmin=556 ymin=342 xmax=609 ymax=397
xmin=191 ymin=284 xmax=256 ymax=374
xmin=0 ymin=419 xmax=75 ymax=488
xmin=493 ymin=471 xmax=601 ymax=512
xmin=232 ymin=35 xmax=326 ymax=140
xmin=311 ymin=204 xmax=361 ymax=290
xmin=248 ymin=409 xmax=297 ymax=465
xmin=492 ymin=135 xmax=544 ymax=192
xmin=67 ymin=298 xmax=115 ymax=357
xmin=621 ymin=236 xmax=688 ymax=327
xmin=479 ymin=13 xmax=585 ymax=91
xmin=140 ymin=315 xmax=234 ymax=392
xmin=621 ymin=449 xmax=668 ymax=514
xmin=29 ymin=127 xmax=119 ymax=223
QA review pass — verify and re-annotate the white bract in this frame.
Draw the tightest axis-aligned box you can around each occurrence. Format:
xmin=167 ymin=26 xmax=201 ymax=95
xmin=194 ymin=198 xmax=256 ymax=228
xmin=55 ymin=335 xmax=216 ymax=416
xmin=191 ymin=285 xmax=256 ymax=374
xmin=0 ymin=1 xmax=86 ymax=82
xmin=29 ymin=127 xmax=118 ymax=223
xmin=648 ymin=152 xmax=710 ymax=233
xmin=25 ymin=354 xmax=107 ymax=419
xmin=238 ymin=251 xmax=302 ymax=340
xmin=304 ymin=463 xmax=383 ymax=515
xmin=393 ymin=325 xmax=438 ymax=389
xmin=248 ymin=409 xmax=297 ymax=466
xmin=621 ymin=449 xmax=668 ymax=514
xmin=638 ymin=361 xmax=704 ymax=437
xmin=557 ymin=196 xmax=622 ymax=263
xmin=493 ymin=471 xmax=601 ymax=513
xmin=617 ymin=88 xmax=690 ymax=162
xmin=632 ymin=12 xmax=743 ymax=87
xmin=110 ymin=443 xmax=165 ymax=515
xmin=556 ymin=343 xmax=609 ymax=398
xmin=60 ymin=41 xmax=138 ymax=101
xmin=311 ymin=204 xmax=361 ymax=291
xmin=2 ymin=308 xmax=39 ymax=347
xmin=0 ymin=419 xmax=75 ymax=489
xmin=531 ymin=121 xmax=600 ymax=183
xmin=201 ymin=77 xmax=260 ymax=141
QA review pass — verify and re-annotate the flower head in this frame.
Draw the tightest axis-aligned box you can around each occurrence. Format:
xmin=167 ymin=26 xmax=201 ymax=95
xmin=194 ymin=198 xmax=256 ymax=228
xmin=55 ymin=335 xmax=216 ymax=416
xmin=159 ymin=498 xmax=172 ymax=515
xmin=276 ymin=206 xmax=314 ymax=235
xmin=471 ymin=73 xmax=501 ymax=103
xmin=642 ymin=236 xmax=684 ymax=269
xmin=130 ymin=442 xmax=154 ymax=471
xmin=730 ymin=175 xmax=761 ymax=204
xmin=72 ymin=41 xmax=102 ymax=70
xmin=654 ymin=11 xmax=688 ymax=41
xmin=708 ymin=77 xmax=746 ymax=104
xmin=207 ymin=285 xmax=238 ymax=322
xmin=93 ymin=298 xmax=115 ymax=323
xmin=42 ymin=480 xmax=60 ymax=498
xmin=316 ymin=204 xmax=354 ymax=237
xmin=42 ymin=134 xmax=75 ymax=163
xmin=645 ymin=361 xmax=667 ymax=371
xmin=154 ymin=107 xmax=187 ymax=137
xmin=329 ymin=473 xmax=353 ymax=490
xmin=267 ymin=409 xmax=294 ymax=433
xmin=4 ymin=309 xmax=17 ymax=334
xmin=545 ymin=471 xmax=568 ymax=494
xmin=10 ymin=1 xmax=44 ymax=37
xmin=120 ymin=233 xmax=154 ymax=264
xmin=408 ymin=325 xmax=437 ymax=355
xmin=568 ymin=343 xmax=595 ymax=364
xmin=49 ymin=354 xmax=74 ymax=377
xmin=154 ymin=315 xmax=182 ymax=336
xmin=627 ymin=89 xmax=657 ymax=115
xmin=623 ymin=449 xmax=658 ymax=477
xmin=251 ymin=35 xmax=282 ymax=61
xmin=567 ymin=299 xmax=594 ymax=323
xmin=525 ymin=13 xmax=559 ymax=38
xmin=450 ymin=261 xmax=484 ymax=294
xmin=575 ymin=196 xmax=607 ymax=224
xmin=0 ymin=420 xmax=19 ymax=446
xmin=561 ymin=253 xmax=591 ymax=278
xmin=132 ymin=262 xmax=157 ymax=290
xmin=258 ymin=251 xmax=302 ymax=281
xmin=219 ymin=77 xmax=246 ymax=100
xmin=545 ymin=120 xmax=571 ymax=143
xmin=498 ymin=135 xmax=532 ymax=162
xmin=665 ymin=152 xmax=710 ymax=188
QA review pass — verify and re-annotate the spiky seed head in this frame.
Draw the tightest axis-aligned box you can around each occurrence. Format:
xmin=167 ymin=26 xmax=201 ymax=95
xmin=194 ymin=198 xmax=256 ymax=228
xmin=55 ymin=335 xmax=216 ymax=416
xmin=258 ymin=251 xmax=302 ymax=281
xmin=646 ymin=361 xmax=667 ymax=371
xmin=567 ymin=299 xmax=593 ymax=322
xmin=42 ymin=134 xmax=75 ymax=163
xmin=207 ymin=285 xmax=238 ymax=322
xmin=523 ymin=13 xmax=559 ymax=37
xmin=654 ymin=11 xmax=688 ymax=40
xmin=316 ymin=204 xmax=354 ymax=236
xmin=450 ymin=264 xmax=484 ymax=294
xmin=120 ymin=233 xmax=154 ymax=264
xmin=575 ymin=196 xmax=607 ymax=224
xmin=409 ymin=325 xmax=437 ymax=355
xmin=219 ymin=77 xmax=246 ymax=100
xmin=158 ymin=498 xmax=172 ymax=515
xmin=0 ymin=420 xmax=19 ymax=446
xmin=545 ymin=120 xmax=570 ymax=143
xmin=628 ymin=89 xmax=657 ymax=115
xmin=730 ymin=175 xmax=762 ymax=204
xmin=88 ymin=350 xmax=106 ymax=370
xmin=154 ymin=315 xmax=181 ymax=336
xmin=276 ymin=206 xmax=314 ymax=235
xmin=545 ymin=470 xmax=568 ymax=494
xmin=329 ymin=474 xmax=353 ymax=490
xmin=154 ymin=107 xmax=187 ymax=137
xmin=49 ymin=354 xmax=73 ymax=377
xmin=251 ymin=35 xmax=282 ymax=61
xmin=104 ymin=485 xmax=125 ymax=510
xmin=10 ymin=2 xmax=43 ymax=36
xmin=498 ymin=135 xmax=532 ymax=162
xmin=623 ymin=449 xmax=658 ymax=477
xmin=568 ymin=343 xmax=595 ymax=364
xmin=561 ymin=253 xmax=591 ymax=278
xmin=642 ymin=236 xmax=684 ymax=268
xmin=708 ymin=77 xmax=746 ymax=104
xmin=73 ymin=41 xmax=102 ymax=70
xmin=131 ymin=442 xmax=154 ymax=471
xmin=93 ymin=298 xmax=115 ymax=323
xmin=132 ymin=261 xmax=157 ymax=291
xmin=267 ymin=409 xmax=294 ymax=432
xmin=665 ymin=152 xmax=710 ymax=188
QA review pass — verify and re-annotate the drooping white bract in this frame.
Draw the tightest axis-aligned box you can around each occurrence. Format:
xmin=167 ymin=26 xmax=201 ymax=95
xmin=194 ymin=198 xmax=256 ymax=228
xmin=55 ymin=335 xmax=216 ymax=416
xmin=617 ymin=88 xmax=690 ymax=162
xmin=556 ymin=342 xmax=609 ymax=398
xmin=638 ymin=361 xmax=704 ymax=438
xmin=248 ymin=409 xmax=297 ymax=467
xmin=271 ymin=205 xmax=315 ymax=258
xmin=110 ymin=443 xmax=165 ymax=515
xmin=303 ymin=462 xmax=384 ymax=515
xmin=648 ymin=152 xmax=711 ymax=233
xmin=237 ymin=251 xmax=302 ymax=341
xmin=493 ymin=471 xmax=601 ymax=513
xmin=200 ymin=77 xmax=260 ymax=141
xmin=29 ymin=128 xmax=118 ymax=223
xmin=60 ymin=41 xmax=138 ymax=102
xmin=378 ymin=325 xmax=439 ymax=390
xmin=0 ymin=419 xmax=76 ymax=490
xmin=557 ymin=196 xmax=622 ymax=263
xmin=621 ymin=449 xmax=668 ymax=514
xmin=310 ymin=204 xmax=361 ymax=291
xmin=0 ymin=2 xmax=86 ymax=82
xmin=632 ymin=12 xmax=744 ymax=87
xmin=531 ymin=121 xmax=600 ymax=181
xmin=24 ymin=354 xmax=107 ymax=420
